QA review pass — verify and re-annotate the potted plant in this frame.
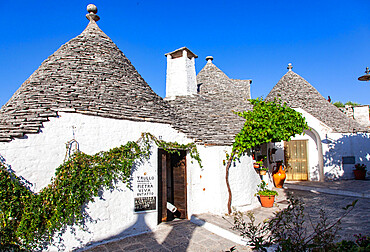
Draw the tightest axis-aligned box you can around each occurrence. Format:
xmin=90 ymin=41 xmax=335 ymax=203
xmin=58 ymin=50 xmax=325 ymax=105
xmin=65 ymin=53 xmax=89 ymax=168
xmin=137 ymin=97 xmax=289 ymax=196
xmin=353 ymin=163 xmax=367 ymax=180
xmin=255 ymin=180 xmax=278 ymax=208
xmin=254 ymin=160 xmax=263 ymax=169
xmin=259 ymin=166 xmax=269 ymax=175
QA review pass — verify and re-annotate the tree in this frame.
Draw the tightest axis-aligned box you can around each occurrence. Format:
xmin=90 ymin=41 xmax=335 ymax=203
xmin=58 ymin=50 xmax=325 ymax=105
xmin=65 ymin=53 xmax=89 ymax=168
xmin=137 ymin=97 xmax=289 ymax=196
xmin=225 ymin=98 xmax=309 ymax=214
xmin=333 ymin=101 xmax=344 ymax=108
xmin=333 ymin=101 xmax=361 ymax=108
xmin=344 ymin=101 xmax=360 ymax=106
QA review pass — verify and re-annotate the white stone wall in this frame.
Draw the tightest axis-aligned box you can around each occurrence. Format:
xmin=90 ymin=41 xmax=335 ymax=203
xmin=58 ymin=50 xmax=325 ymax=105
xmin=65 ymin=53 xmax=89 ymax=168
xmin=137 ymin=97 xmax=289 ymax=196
xmin=272 ymin=108 xmax=370 ymax=181
xmin=0 ymin=113 xmax=191 ymax=192
xmin=353 ymin=105 xmax=370 ymax=127
xmin=322 ymin=132 xmax=370 ymax=180
xmin=187 ymin=146 xmax=260 ymax=215
xmin=0 ymin=112 xmax=261 ymax=250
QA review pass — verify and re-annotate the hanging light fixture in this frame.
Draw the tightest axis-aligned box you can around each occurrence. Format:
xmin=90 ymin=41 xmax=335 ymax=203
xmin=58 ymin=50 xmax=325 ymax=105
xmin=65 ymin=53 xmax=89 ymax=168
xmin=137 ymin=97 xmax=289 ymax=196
xmin=358 ymin=67 xmax=370 ymax=81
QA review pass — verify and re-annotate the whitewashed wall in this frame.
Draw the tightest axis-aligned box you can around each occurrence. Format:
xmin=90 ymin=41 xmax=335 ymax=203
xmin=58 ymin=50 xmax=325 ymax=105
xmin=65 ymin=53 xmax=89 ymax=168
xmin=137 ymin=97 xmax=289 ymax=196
xmin=187 ymin=146 xmax=261 ymax=215
xmin=0 ymin=112 xmax=191 ymax=192
xmin=273 ymin=108 xmax=370 ymax=181
xmin=353 ymin=105 xmax=370 ymax=127
xmin=0 ymin=112 xmax=261 ymax=251
xmin=322 ymin=132 xmax=370 ymax=179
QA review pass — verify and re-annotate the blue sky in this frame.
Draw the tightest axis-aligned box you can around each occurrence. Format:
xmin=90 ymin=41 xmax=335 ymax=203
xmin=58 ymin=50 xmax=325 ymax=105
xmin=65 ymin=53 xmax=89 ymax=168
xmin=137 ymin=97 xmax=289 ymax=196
xmin=0 ymin=0 xmax=369 ymax=106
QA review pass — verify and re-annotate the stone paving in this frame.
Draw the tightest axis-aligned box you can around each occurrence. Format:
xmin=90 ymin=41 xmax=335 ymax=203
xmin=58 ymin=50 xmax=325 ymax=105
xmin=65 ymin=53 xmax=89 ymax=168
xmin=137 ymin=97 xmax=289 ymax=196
xmin=83 ymin=219 xmax=250 ymax=252
xmin=289 ymin=189 xmax=370 ymax=241
xmin=82 ymin=180 xmax=369 ymax=251
xmin=285 ymin=180 xmax=370 ymax=198
xmin=286 ymin=179 xmax=370 ymax=194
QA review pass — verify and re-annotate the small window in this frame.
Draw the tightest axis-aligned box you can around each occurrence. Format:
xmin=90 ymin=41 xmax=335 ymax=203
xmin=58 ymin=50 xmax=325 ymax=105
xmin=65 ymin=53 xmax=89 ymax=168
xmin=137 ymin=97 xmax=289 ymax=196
xmin=197 ymin=83 xmax=203 ymax=93
xmin=342 ymin=156 xmax=355 ymax=164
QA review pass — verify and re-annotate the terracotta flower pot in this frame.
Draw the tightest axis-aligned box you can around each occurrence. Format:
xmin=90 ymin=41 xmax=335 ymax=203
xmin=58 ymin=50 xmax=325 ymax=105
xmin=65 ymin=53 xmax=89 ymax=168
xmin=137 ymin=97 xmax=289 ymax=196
xmin=353 ymin=170 xmax=366 ymax=180
xmin=259 ymin=195 xmax=275 ymax=208
xmin=254 ymin=164 xmax=260 ymax=169
xmin=259 ymin=170 xmax=267 ymax=175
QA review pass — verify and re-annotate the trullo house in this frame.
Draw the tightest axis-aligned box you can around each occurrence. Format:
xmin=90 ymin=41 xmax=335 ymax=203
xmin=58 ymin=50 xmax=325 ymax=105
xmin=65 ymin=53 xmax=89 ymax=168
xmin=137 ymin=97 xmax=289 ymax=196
xmin=0 ymin=4 xmax=260 ymax=250
xmin=265 ymin=64 xmax=370 ymax=181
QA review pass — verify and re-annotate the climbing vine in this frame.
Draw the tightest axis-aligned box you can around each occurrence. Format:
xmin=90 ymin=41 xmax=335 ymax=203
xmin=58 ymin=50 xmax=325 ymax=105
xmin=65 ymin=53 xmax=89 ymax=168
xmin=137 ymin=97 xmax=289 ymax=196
xmin=224 ymin=98 xmax=309 ymax=213
xmin=0 ymin=133 xmax=201 ymax=251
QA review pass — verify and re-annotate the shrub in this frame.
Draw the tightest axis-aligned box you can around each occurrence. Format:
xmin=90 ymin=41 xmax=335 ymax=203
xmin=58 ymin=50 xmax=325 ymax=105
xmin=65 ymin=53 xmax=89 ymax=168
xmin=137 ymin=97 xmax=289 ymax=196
xmin=232 ymin=194 xmax=358 ymax=251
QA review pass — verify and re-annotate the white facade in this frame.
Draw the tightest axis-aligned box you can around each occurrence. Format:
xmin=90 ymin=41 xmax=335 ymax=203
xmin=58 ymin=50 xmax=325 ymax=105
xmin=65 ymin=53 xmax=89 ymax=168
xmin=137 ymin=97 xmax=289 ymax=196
xmin=0 ymin=112 xmax=260 ymax=250
xmin=272 ymin=108 xmax=370 ymax=181
xmin=353 ymin=105 xmax=370 ymax=127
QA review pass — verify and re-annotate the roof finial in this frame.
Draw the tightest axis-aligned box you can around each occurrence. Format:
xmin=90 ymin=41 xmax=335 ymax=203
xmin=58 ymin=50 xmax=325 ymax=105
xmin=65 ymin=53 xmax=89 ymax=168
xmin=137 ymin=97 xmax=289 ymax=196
xmin=86 ymin=4 xmax=100 ymax=22
xmin=287 ymin=63 xmax=293 ymax=71
xmin=206 ymin=56 xmax=213 ymax=63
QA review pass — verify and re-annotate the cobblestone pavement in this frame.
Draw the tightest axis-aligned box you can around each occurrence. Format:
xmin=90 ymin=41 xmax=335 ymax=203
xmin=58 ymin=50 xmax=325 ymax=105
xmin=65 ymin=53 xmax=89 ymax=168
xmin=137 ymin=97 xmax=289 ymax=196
xmin=286 ymin=179 xmax=370 ymax=194
xmin=285 ymin=180 xmax=370 ymax=198
xmin=83 ymin=219 xmax=250 ymax=252
xmin=82 ymin=180 xmax=369 ymax=251
xmin=288 ymin=189 xmax=370 ymax=241
xmin=198 ymin=184 xmax=370 ymax=243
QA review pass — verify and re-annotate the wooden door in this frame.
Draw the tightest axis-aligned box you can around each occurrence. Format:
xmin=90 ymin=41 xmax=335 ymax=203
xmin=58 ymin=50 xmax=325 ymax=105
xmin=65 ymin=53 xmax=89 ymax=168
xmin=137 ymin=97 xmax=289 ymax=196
xmin=284 ymin=140 xmax=308 ymax=181
xmin=158 ymin=150 xmax=170 ymax=223
xmin=171 ymin=151 xmax=187 ymax=219
xmin=157 ymin=149 xmax=187 ymax=223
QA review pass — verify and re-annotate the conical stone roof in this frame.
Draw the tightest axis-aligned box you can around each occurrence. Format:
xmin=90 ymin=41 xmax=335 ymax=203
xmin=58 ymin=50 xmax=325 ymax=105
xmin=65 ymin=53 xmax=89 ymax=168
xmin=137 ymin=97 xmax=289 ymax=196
xmin=168 ymin=59 xmax=252 ymax=145
xmin=197 ymin=60 xmax=251 ymax=100
xmin=266 ymin=70 xmax=366 ymax=133
xmin=0 ymin=19 xmax=173 ymax=142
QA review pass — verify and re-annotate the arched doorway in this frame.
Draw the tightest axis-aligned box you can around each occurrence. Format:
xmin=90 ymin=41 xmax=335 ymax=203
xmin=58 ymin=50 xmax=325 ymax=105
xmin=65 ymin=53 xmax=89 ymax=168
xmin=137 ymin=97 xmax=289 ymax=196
xmin=284 ymin=128 xmax=324 ymax=181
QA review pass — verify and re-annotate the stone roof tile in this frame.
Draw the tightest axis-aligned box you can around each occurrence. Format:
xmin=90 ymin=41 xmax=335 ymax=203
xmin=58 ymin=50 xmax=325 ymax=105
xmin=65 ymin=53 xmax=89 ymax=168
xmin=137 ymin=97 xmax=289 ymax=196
xmin=168 ymin=61 xmax=252 ymax=145
xmin=0 ymin=20 xmax=173 ymax=142
xmin=265 ymin=70 xmax=367 ymax=133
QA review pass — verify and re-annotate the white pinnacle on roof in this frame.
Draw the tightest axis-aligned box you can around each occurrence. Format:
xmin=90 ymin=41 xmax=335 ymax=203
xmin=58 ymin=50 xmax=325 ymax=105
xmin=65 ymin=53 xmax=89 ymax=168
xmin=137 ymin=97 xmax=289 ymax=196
xmin=287 ymin=63 xmax=293 ymax=71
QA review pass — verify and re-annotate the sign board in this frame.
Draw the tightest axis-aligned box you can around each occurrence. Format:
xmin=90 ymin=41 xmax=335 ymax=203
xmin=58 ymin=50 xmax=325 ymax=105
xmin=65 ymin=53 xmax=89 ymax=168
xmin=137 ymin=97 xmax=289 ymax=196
xmin=134 ymin=196 xmax=156 ymax=212
xmin=134 ymin=175 xmax=156 ymax=212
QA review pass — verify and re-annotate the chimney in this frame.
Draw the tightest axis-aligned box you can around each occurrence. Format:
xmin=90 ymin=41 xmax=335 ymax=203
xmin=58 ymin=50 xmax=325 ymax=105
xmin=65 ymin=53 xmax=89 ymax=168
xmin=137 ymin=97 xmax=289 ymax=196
xmin=165 ymin=47 xmax=198 ymax=99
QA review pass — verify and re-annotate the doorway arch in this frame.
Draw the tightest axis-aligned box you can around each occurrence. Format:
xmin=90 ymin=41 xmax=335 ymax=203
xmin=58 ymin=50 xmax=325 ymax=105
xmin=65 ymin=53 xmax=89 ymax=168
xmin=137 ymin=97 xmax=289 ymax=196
xmin=304 ymin=128 xmax=324 ymax=182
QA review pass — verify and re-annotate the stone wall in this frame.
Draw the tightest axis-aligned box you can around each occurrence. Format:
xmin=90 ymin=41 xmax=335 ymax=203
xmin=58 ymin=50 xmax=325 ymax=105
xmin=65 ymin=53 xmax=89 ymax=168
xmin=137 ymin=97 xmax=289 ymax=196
xmin=0 ymin=112 xmax=261 ymax=250
xmin=339 ymin=105 xmax=370 ymax=128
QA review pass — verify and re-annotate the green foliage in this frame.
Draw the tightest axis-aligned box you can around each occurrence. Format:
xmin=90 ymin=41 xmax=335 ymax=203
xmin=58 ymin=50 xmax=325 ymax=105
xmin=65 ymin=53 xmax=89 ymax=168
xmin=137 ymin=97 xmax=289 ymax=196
xmin=255 ymin=161 xmax=264 ymax=165
xmin=143 ymin=133 xmax=202 ymax=169
xmin=232 ymin=98 xmax=309 ymax=158
xmin=0 ymin=133 xmax=201 ymax=250
xmin=232 ymin=194 xmax=358 ymax=251
xmin=333 ymin=101 xmax=361 ymax=108
xmin=331 ymin=234 xmax=369 ymax=251
xmin=345 ymin=101 xmax=361 ymax=106
xmin=255 ymin=180 xmax=278 ymax=197
xmin=333 ymin=101 xmax=345 ymax=108
xmin=354 ymin=163 xmax=367 ymax=171
xmin=224 ymin=97 xmax=308 ymax=214
xmin=232 ymin=211 xmax=273 ymax=251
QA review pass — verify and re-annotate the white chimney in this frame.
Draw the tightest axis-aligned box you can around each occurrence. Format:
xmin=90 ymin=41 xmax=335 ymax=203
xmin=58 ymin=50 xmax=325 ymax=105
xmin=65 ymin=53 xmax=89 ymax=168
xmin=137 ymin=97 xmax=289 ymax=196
xmin=165 ymin=47 xmax=198 ymax=99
